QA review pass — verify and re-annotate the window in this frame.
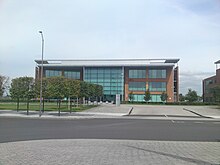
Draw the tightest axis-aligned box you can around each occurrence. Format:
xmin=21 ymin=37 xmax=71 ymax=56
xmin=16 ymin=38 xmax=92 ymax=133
xmin=149 ymin=95 xmax=162 ymax=102
xmin=64 ymin=71 xmax=80 ymax=79
xmin=84 ymin=67 xmax=124 ymax=96
xmin=45 ymin=70 xmax=62 ymax=77
xmin=149 ymin=82 xmax=166 ymax=92
xmin=129 ymin=69 xmax=146 ymax=78
xmin=131 ymin=94 xmax=145 ymax=102
xmin=129 ymin=82 xmax=146 ymax=91
xmin=149 ymin=69 xmax=166 ymax=78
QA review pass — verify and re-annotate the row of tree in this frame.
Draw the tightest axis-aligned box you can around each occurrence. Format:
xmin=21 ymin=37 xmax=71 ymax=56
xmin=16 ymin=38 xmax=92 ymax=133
xmin=9 ymin=76 xmax=103 ymax=113
xmin=129 ymin=90 xmax=168 ymax=103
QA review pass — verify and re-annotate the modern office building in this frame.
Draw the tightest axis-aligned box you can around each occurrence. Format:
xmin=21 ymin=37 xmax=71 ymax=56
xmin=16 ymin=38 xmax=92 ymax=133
xmin=35 ymin=59 xmax=180 ymax=102
xmin=203 ymin=60 xmax=220 ymax=102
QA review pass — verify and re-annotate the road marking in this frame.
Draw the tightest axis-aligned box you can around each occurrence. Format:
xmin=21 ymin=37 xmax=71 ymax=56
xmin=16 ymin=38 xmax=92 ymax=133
xmin=213 ymin=122 xmax=220 ymax=124
xmin=164 ymin=115 xmax=175 ymax=123
xmin=194 ymin=122 xmax=203 ymax=124
xmin=175 ymin=121 xmax=185 ymax=124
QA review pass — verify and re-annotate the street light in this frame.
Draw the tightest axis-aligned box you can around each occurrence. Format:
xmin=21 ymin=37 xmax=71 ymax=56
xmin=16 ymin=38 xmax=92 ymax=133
xmin=39 ymin=31 xmax=44 ymax=117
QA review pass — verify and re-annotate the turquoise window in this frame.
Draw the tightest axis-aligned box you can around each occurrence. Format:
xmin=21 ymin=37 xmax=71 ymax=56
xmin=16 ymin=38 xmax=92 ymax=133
xmin=45 ymin=70 xmax=62 ymax=77
xmin=131 ymin=94 xmax=145 ymax=102
xmin=129 ymin=82 xmax=146 ymax=91
xmin=64 ymin=71 xmax=80 ymax=79
xmin=84 ymin=67 xmax=123 ymax=96
xmin=149 ymin=82 xmax=166 ymax=92
xmin=149 ymin=95 xmax=162 ymax=102
xmin=149 ymin=69 xmax=166 ymax=78
xmin=129 ymin=69 xmax=146 ymax=78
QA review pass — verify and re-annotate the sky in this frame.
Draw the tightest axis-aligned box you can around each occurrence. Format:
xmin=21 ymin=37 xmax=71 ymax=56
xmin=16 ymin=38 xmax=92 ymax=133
xmin=0 ymin=0 xmax=220 ymax=95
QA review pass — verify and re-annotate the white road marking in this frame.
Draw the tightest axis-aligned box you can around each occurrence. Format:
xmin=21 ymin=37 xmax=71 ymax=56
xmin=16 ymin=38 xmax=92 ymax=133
xmin=194 ymin=122 xmax=204 ymax=124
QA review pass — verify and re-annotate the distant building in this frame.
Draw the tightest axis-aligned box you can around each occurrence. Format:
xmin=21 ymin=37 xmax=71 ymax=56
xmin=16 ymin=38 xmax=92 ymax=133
xmin=203 ymin=60 xmax=220 ymax=102
xmin=35 ymin=59 xmax=179 ymax=102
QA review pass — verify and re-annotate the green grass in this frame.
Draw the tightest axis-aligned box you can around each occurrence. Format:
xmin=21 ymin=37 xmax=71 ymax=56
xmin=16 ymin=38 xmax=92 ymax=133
xmin=0 ymin=102 xmax=98 ymax=112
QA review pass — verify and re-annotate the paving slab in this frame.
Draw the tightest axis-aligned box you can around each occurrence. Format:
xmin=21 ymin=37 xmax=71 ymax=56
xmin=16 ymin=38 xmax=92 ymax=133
xmin=129 ymin=105 xmax=198 ymax=117
xmin=183 ymin=106 xmax=220 ymax=119
xmin=0 ymin=139 xmax=219 ymax=165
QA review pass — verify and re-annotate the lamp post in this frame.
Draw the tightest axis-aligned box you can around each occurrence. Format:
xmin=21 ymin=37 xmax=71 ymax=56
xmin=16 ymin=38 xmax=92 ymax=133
xmin=39 ymin=31 xmax=44 ymax=117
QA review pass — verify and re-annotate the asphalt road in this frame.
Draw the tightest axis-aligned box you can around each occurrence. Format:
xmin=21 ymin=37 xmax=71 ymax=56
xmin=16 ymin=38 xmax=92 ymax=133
xmin=0 ymin=117 xmax=220 ymax=143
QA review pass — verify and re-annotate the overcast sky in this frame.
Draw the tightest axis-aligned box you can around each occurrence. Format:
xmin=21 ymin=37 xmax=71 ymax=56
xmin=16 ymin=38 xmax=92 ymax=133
xmin=0 ymin=0 xmax=220 ymax=95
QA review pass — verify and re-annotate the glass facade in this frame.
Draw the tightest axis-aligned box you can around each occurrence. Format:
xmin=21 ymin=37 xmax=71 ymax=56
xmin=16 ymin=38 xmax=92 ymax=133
xmin=130 ymin=94 xmax=162 ymax=102
xmin=149 ymin=69 xmax=166 ymax=78
xmin=129 ymin=82 xmax=146 ymax=91
xmin=129 ymin=69 xmax=146 ymax=78
xmin=84 ymin=67 xmax=123 ymax=101
xmin=149 ymin=95 xmax=162 ymax=102
xmin=149 ymin=82 xmax=166 ymax=92
xmin=45 ymin=70 xmax=62 ymax=77
xmin=64 ymin=71 xmax=80 ymax=79
xmin=132 ymin=94 xmax=145 ymax=102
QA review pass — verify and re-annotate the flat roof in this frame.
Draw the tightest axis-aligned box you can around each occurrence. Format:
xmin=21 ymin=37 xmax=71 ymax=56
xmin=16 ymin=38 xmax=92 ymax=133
xmin=215 ymin=60 xmax=220 ymax=64
xmin=35 ymin=58 xmax=179 ymax=67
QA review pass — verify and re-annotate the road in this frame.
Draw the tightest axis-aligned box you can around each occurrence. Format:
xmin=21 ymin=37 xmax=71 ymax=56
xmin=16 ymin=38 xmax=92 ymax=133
xmin=0 ymin=117 xmax=220 ymax=143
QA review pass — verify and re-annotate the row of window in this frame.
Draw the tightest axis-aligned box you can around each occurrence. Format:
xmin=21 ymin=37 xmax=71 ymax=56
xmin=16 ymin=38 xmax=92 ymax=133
xmin=85 ymin=68 xmax=122 ymax=74
xmin=84 ymin=78 xmax=122 ymax=83
xmin=45 ymin=70 xmax=81 ymax=79
xmin=45 ymin=69 xmax=167 ymax=79
xmin=129 ymin=69 xmax=166 ymax=79
xmin=131 ymin=94 xmax=163 ymax=102
xmin=128 ymin=82 xmax=166 ymax=92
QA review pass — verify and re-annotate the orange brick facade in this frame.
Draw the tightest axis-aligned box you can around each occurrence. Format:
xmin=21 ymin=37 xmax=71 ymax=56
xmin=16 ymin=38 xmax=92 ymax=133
xmin=124 ymin=66 xmax=178 ymax=102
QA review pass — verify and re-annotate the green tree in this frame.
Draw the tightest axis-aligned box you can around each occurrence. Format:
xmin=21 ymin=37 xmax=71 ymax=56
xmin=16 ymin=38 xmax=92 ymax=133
xmin=10 ymin=77 xmax=35 ymax=112
xmin=95 ymin=85 xmax=103 ymax=103
xmin=144 ymin=89 xmax=151 ymax=103
xmin=88 ymin=83 xmax=96 ymax=102
xmin=185 ymin=88 xmax=198 ymax=102
xmin=34 ymin=78 xmax=50 ymax=112
xmin=128 ymin=91 xmax=134 ymax=103
xmin=179 ymin=93 xmax=185 ymax=102
xmin=24 ymin=78 xmax=35 ymax=115
xmin=47 ymin=77 xmax=68 ymax=116
xmin=160 ymin=91 xmax=168 ymax=103
xmin=80 ymin=81 xmax=89 ymax=105
xmin=66 ymin=79 xmax=81 ymax=110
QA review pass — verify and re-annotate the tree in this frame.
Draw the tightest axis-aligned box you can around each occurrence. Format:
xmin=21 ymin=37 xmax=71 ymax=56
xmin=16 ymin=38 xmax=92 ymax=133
xmin=66 ymin=79 xmax=81 ymax=110
xmin=47 ymin=77 xmax=68 ymax=116
xmin=128 ymin=92 xmax=134 ymax=102
xmin=10 ymin=77 xmax=35 ymax=112
xmin=0 ymin=75 xmax=9 ymax=97
xmin=95 ymin=84 xmax=103 ymax=104
xmin=144 ymin=89 xmax=151 ymax=103
xmin=160 ymin=91 xmax=168 ymax=103
xmin=179 ymin=93 xmax=185 ymax=102
xmin=34 ymin=78 xmax=50 ymax=112
xmin=185 ymin=89 xmax=198 ymax=102
xmin=80 ymin=81 xmax=89 ymax=105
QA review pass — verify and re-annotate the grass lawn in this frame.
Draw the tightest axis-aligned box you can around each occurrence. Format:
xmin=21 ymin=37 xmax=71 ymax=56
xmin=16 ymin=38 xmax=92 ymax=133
xmin=0 ymin=102 xmax=98 ymax=112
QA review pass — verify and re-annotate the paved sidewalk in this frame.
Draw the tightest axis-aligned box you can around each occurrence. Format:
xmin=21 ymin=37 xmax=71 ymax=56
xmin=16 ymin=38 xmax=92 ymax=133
xmin=0 ymin=139 xmax=219 ymax=165
xmin=183 ymin=106 xmax=220 ymax=119
xmin=0 ymin=104 xmax=219 ymax=120
xmin=129 ymin=105 xmax=220 ymax=119
xmin=0 ymin=104 xmax=132 ymax=119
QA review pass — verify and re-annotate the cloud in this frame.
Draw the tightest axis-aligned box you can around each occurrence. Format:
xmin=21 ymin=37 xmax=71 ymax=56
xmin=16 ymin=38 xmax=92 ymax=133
xmin=179 ymin=71 xmax=215 ymax=95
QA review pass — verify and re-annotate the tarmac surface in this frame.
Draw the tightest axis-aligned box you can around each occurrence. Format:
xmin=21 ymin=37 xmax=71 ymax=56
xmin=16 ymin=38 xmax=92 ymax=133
xmin=0 ymin=104 xmax=220 ymax=165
